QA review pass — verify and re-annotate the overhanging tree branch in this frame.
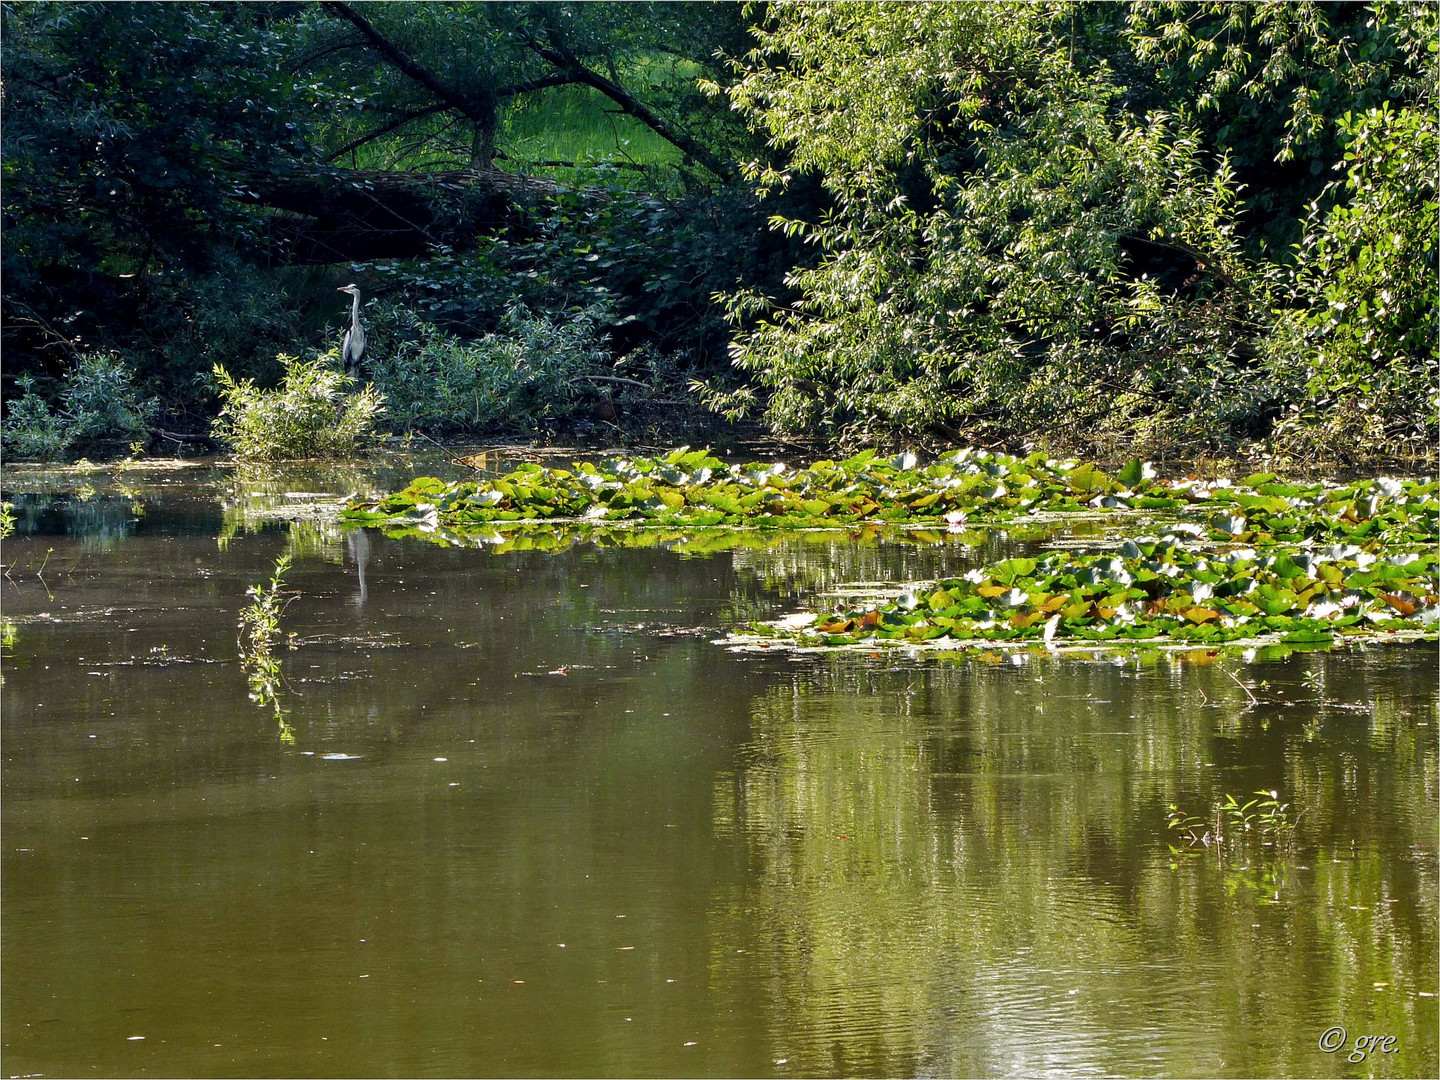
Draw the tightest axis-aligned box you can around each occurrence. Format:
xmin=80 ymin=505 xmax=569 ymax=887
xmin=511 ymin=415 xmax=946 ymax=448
xmin=496 ymin=71 xmax=583 ymax=98
xmin=325 ymin=102 xmax=449 ymax=163
xmin=321 ymin=1 xmax=488 ymax=124
xmin=321 ymin=3 xmax=735 ymax=181
xmin=514 ymin=27 xmax=736 ymax=182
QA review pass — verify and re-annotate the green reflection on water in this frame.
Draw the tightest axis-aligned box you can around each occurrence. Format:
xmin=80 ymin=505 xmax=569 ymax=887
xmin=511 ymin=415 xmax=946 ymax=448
xmin=0 ymin=462 xmax=1434 ymax=1078
xmin=709 ymin=656 xmax=1437 ymax=1077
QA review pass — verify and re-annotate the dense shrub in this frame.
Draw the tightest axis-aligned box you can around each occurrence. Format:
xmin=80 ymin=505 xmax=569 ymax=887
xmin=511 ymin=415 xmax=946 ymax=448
xmin=2 ymin=353 xmax=156 ymax=461
xmin=705 ymin=1 xmax=1436 ymax=459
xmin=364 ymin=304 xmax=618 ymax=435
xmin=359 ymin=179 xmax=770 ymax=378
xmin=211 ymin=354 xmax=384 ymax=461
xmin=2 ymin=378 xmax=70 ymax=461
xmin=1262 ymin=100 xmax=1438 ymax=459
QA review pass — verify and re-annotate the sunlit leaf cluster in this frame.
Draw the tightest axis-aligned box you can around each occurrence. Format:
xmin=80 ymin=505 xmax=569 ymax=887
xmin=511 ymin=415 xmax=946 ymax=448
xmin=343 ymin=446 xmax=1437 ymax=547
xmin=746 ymin=543 xmax=1438 ymax=649
xmin=344 ymin=446 xmax=1437 ymax=652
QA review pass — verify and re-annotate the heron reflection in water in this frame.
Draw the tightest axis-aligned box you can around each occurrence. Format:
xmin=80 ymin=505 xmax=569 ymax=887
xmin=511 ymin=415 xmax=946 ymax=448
xmin=345 ymin=527 xmax=371 ymax=606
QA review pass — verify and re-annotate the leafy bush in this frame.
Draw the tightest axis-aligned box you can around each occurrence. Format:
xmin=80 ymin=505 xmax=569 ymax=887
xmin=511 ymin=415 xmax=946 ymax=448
xmin=211 ymin=353 xmax=384 ymax=461
xmin=61 ymin=352 xmax=158 ymax=448
xmin=358 ymin=179 xmax=768 ymax=380
xmin=2 ymin=377 xmax=70 ymax=461
xmin=2 ymin=354 xmax=156 ymax=461
xmin=706 ymin=2 xmax=1436 ymax=459
xmin=363 ymin=304 xmax=614 ymax=434
xmin=1265 ymin=101 xmax=1439 ymax=458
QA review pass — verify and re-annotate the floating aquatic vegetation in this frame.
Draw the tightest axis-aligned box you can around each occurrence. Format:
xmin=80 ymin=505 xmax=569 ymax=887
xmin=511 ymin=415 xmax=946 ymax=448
xmin=343 ymin=447 xmax=1437 ymax=549
xmin=342 ymin=447 xmax=1437 ymax=653
xmin=348 ymin=515 xmax=997 ymax=557
xmin=738 ymin=544 xmax=1439 ymax=650
xmin=1168 ymin=790 xmax=1301 ymax=861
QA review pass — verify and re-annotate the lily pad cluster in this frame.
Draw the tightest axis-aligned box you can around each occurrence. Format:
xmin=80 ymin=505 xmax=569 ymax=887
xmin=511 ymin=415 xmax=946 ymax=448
xmin=342 ymin=447 xmax=1438 ymax=547
xmin=342 ymin=446 xmax=1437 ymax=652
xmin=748 ymin=544 xmax=1439 ymax=649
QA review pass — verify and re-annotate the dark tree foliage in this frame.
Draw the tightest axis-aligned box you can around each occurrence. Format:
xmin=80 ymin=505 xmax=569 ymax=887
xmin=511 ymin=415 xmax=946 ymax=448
xmin=1 ymin=0 xmax=765 ymax=437
xmin=1 ymin=1 xmax=1432 ymax=462
xmin=2 ymin=3 xmax=317 ymax=392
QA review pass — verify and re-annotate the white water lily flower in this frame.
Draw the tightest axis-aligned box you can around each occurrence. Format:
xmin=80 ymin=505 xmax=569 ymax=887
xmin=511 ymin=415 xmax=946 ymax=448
xmin=1192 ymin=582 xmax=1214 ymax=602
xmin=1213 ymin=514 xmax=1248 ymax=535
xmin=775 ymin=613 xmax=818 ymax=630
xmin=1420 ymin=606 xmax=1440 ymax=625
xmin=1001 ymin=588 xmax=1027 ymax=607
xmin=1113 ymin=602 xmax=1138 ymax=623
xmin=1307 ymin=600 xmax=1342 ymax=619
xmin=1354 ymin=551 xmax=1379 ymax=569
xmin=1375 ymin=477 xmax=1404 ymax=498
xmin=963 ymin=568 xmax=987 ymax=583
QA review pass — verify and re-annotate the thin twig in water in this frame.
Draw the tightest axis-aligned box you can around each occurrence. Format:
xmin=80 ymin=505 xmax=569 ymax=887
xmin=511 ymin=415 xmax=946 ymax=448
xmin=406 ymin=428 xmax=471 ymax=467
xmin=1228 ymin=669 xmax=1259 ymax=706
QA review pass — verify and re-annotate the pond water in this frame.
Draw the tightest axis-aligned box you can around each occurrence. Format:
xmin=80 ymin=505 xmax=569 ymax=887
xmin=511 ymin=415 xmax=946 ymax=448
xmin=3 ymin=455 xmax=1436 ymax=1078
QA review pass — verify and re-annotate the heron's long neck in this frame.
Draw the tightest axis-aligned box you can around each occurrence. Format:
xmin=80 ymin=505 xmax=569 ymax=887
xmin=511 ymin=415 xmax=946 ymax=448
xmin=351 ymin=292 xmax=362 ymax=325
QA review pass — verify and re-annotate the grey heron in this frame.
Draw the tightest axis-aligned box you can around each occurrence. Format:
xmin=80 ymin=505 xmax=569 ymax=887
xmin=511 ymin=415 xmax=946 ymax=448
xmin=338 ymin=283 xmax=366 ymax=375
